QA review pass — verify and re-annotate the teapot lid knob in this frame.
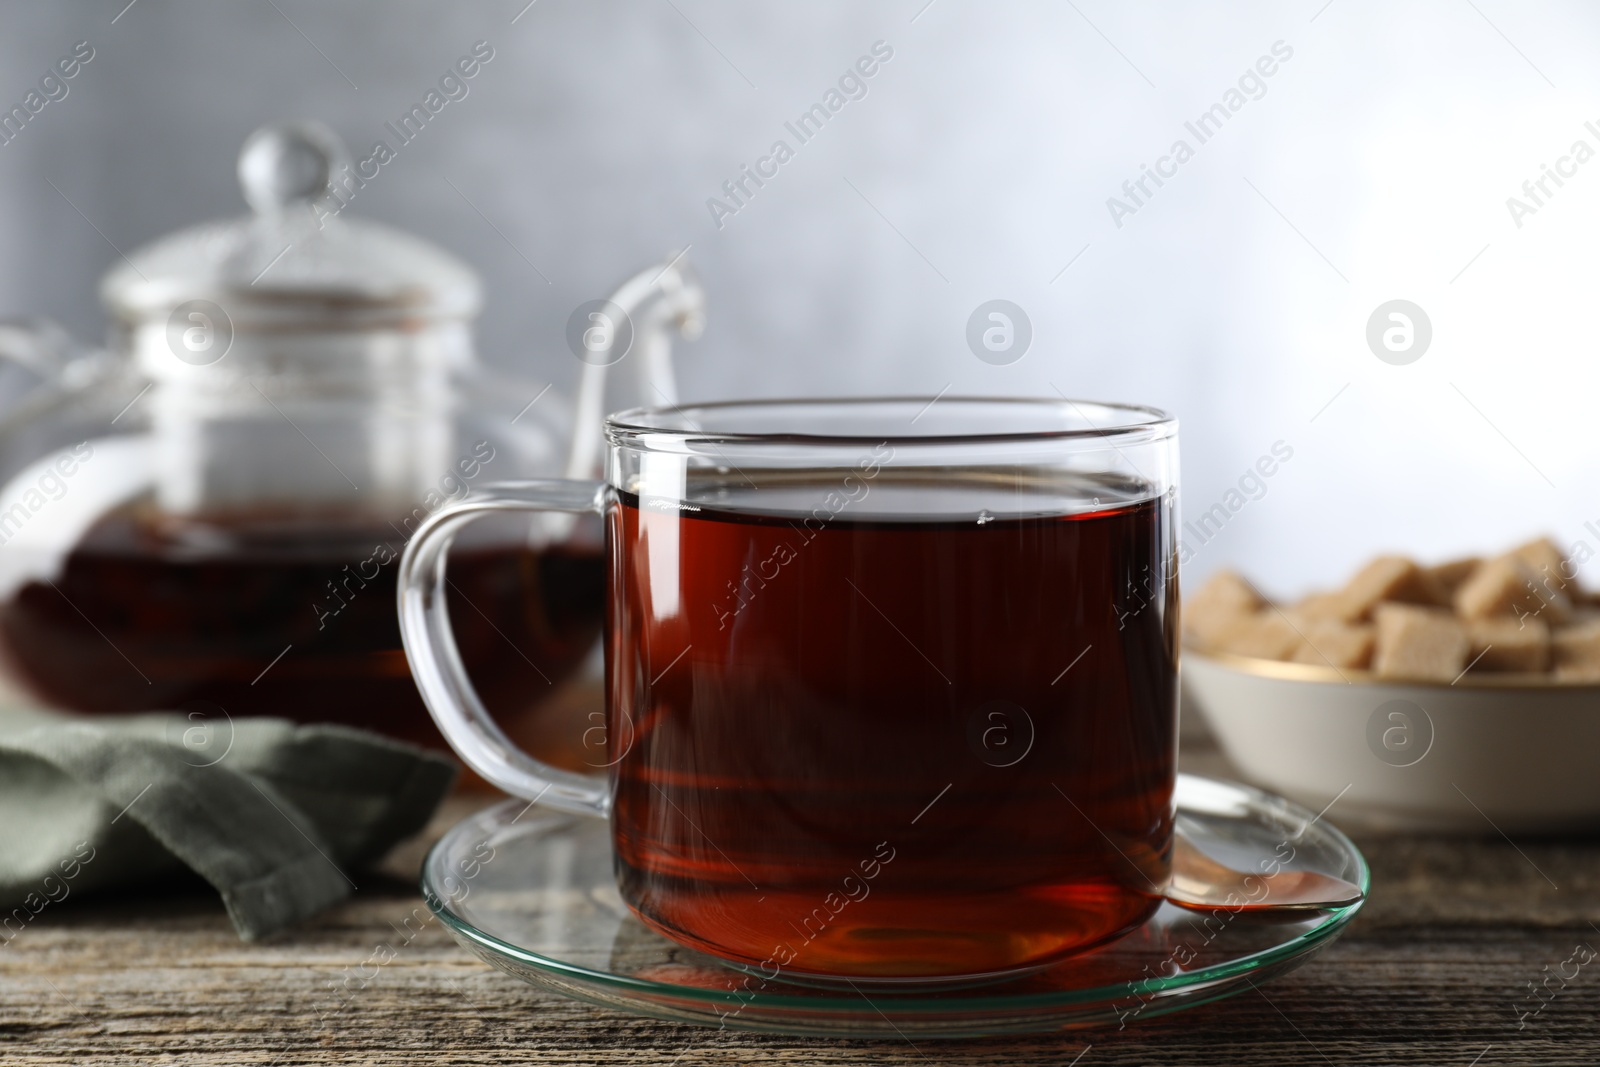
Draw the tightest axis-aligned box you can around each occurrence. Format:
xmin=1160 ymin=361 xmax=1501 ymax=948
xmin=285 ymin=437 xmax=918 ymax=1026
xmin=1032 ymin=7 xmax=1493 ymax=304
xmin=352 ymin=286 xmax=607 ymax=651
xmin=236 ymin=120 xmax=347 ymax=213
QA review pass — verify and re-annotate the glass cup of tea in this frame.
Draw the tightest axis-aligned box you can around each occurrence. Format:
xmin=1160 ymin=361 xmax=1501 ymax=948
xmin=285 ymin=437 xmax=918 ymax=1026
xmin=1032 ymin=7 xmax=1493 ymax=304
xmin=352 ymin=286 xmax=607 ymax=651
xmin=398 ymin=397 xmax=1179 ymax=984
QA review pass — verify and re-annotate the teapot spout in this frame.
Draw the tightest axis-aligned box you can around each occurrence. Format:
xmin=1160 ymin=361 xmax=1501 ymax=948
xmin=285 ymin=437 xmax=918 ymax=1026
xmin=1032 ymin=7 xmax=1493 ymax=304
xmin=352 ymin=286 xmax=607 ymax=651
xmin=564 ymin=251 xmax=705 ymax=480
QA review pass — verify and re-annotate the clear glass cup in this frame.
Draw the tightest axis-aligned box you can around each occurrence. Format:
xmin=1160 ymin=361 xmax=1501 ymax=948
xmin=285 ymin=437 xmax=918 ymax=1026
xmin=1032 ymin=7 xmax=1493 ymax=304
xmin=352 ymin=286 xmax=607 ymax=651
xmin=398 ymin=397 xmax=1180 ymax=984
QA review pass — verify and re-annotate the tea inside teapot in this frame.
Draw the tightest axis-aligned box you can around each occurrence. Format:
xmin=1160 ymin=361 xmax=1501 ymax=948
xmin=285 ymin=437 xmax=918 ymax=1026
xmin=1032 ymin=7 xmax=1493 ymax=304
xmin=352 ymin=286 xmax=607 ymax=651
xmin=0 ymin=492 xmax=605 ymax=751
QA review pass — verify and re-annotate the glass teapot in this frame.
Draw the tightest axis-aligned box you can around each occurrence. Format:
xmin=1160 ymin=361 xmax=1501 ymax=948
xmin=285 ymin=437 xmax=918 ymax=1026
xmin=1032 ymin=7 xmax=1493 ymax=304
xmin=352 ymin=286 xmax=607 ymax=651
xmin=0 ymin=120 xmax=703 ymax=756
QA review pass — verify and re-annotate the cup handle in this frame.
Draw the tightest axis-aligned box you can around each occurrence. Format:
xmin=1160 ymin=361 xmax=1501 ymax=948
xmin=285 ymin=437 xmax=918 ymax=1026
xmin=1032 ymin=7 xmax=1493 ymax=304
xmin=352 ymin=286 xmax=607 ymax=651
xmin=397 ymin=478 xmax=610 ymax=818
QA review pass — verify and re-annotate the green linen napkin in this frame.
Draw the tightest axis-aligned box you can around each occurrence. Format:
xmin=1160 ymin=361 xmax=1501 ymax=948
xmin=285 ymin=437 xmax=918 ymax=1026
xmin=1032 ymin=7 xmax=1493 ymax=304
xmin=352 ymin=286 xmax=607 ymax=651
xmin=0 ymin=707 xmax=455 ymax=940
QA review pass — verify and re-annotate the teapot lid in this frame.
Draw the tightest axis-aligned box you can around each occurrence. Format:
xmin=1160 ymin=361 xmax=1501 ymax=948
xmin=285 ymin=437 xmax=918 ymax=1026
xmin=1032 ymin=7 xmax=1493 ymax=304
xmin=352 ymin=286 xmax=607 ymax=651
xmin=101 ymin=120 xmax=481 ymax=329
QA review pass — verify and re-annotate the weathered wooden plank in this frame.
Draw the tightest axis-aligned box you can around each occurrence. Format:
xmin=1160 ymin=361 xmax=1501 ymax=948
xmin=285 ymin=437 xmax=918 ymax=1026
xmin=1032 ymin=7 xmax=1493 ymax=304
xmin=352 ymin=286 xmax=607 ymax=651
xmin=2 ymin=749 xmax=1598 ymax=1066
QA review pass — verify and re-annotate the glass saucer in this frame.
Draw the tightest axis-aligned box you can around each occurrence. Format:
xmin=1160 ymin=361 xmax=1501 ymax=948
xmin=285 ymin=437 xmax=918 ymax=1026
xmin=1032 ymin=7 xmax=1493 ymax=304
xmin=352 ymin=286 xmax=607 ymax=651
xmin=421 ymin=774 xmax=1368 ymax=1038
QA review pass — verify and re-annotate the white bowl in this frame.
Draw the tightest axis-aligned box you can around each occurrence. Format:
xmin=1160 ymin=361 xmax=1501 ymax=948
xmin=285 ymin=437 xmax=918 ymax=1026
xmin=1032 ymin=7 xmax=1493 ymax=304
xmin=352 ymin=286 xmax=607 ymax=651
xmin=1184 ymin=649 xmax=1600 ymax=834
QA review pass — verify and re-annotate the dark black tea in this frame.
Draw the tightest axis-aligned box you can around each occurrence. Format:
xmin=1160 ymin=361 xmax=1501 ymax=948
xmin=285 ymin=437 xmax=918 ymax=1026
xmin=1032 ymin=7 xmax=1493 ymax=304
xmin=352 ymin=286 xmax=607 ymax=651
xmin=607 ymin=475 xmax=1177 ymax=979
xmin=0 ymin=501 xmax=605 ymax=751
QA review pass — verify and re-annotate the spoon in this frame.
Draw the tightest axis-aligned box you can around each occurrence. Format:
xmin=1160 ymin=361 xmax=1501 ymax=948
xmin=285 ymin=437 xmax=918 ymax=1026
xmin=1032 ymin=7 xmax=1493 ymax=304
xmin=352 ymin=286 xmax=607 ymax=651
xmin=1166 ymin=830 xmax=1364 ymax=912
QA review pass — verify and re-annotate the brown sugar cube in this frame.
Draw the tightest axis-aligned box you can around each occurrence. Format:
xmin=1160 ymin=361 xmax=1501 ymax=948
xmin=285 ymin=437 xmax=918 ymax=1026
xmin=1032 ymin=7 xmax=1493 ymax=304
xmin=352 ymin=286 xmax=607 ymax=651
xmin=1289 ymin=619 xmax=1376 ymax=670
xmin=1209 ymin=611 xmax=1303 ymax=661
xmin=1422 ymin=557 xmax=1481 ymax=599
xmin=1553 ymin=620 xmax=1600 ymax=681
xmin=1323 ymin=556 xmax=1448 ymax=622
xmin=1185 ymin=570 xmax=1265 ymax=646
xmin=1288 ymin=590 xmax=1346 ymax=622
xmin=1372 ymin=604 xmax=1468 ymax=682
xmin=1564 ymin=582 xmax=1600 ymax=609
xmin=1507 ymin=537 xmax=1571 ymax=591
xmin=1567 ymin=605 xmax=1600 ymax=626
xmin=1465 ymin=616 xmax=1550 ymax=673
xmin=1357 ymin=555 xmax=1450 ymax=607
xmin=1454 ymin=555 xmax=1572 ymax=625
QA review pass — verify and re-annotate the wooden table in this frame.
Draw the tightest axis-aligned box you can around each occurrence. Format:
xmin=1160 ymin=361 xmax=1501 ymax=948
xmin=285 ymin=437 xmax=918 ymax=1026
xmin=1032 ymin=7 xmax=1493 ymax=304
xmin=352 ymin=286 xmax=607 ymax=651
xmin=4 ymin=744 xmax=1598 ymax=1066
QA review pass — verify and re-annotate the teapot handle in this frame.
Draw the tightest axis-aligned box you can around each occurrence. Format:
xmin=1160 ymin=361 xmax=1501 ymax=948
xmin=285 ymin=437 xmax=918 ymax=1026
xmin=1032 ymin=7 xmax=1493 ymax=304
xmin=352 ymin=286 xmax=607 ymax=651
xmin=564 ymin=251 xmax=705 ymax=480
xmin=0 ymin=318 xmax=98 ymax=418
xmin=0 ymin=317 xmax=83 ymax=381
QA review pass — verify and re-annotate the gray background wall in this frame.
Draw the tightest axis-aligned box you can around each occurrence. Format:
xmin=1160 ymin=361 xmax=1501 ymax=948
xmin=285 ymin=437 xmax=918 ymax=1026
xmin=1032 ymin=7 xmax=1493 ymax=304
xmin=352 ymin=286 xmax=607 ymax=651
xmin=1 ymin=0 xmax=1597 ymax=593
